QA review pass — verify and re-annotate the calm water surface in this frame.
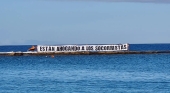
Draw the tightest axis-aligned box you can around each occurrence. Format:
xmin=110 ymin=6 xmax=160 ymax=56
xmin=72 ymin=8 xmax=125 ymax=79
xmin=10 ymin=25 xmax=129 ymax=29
xmin=0 ymin=54 xmax=170 ymax=93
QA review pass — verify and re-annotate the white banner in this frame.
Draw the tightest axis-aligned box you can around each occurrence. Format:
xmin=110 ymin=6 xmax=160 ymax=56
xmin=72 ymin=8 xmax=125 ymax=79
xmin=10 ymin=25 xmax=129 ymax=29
xmin=37 ymin=44 xmax=129 ymax=52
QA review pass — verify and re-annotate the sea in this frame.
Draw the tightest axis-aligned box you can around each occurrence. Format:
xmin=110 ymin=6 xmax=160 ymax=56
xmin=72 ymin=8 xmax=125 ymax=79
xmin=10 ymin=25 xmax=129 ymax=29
xmin=0 ymin=44 xmax=170 ymax=93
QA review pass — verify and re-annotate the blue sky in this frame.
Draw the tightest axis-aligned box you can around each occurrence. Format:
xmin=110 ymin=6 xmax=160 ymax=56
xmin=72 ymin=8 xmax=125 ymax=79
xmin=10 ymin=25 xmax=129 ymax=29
xmin=0 ymin=0 xmax=170 ymax=45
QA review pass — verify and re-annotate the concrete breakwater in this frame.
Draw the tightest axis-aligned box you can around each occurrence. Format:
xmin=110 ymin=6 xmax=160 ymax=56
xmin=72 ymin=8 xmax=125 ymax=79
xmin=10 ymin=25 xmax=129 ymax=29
xmin=0 ymin=51 xmax=170 ymax=56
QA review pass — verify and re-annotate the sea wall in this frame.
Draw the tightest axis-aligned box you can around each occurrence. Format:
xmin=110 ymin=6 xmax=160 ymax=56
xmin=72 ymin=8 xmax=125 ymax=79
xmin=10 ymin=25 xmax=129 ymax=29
xmin=0 ymin=51 xmax=170 ymax=56
xmin=1 ymin=44 xmax=170 ymax=56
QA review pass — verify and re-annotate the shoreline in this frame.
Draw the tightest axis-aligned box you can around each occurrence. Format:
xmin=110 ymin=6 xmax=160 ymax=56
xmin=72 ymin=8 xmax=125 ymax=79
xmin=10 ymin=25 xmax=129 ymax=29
xmin=0 ymin=51 xmax=170 ymax=56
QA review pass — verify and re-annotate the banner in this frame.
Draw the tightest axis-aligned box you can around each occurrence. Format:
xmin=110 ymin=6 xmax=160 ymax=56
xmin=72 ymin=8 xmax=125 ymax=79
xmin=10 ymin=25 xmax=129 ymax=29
xmin=37 ymin=44 xmax=129 ymax=52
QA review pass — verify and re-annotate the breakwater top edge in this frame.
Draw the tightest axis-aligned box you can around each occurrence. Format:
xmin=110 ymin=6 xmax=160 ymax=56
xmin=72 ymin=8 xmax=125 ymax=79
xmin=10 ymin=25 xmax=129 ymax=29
xmin=1 ymin=51 xmax=170 ymax=56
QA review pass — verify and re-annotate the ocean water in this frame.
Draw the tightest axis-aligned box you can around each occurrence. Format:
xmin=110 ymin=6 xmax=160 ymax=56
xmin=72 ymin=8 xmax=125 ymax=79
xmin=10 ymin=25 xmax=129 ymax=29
xmin=0 ymin=44 xmax=170 ymax=93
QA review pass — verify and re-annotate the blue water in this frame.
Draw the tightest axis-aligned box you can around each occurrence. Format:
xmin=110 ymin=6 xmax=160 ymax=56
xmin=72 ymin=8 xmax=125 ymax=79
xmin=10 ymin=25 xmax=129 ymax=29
xmin=0 ymin=44 xmax=170 ymax=93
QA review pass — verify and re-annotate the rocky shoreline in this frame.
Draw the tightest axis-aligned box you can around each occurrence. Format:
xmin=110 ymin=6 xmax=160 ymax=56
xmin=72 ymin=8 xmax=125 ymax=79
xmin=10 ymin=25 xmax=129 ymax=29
xmin=0 ymin=51 xmax=170 ymax=56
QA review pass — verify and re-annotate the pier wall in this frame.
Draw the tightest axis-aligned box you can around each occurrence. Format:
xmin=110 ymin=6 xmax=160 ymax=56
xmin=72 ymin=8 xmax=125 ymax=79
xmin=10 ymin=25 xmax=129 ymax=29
xmin=1 ymin=51 xmax=170 ymax=56
xmin=1 ymin=44 xmax=170 ymax=56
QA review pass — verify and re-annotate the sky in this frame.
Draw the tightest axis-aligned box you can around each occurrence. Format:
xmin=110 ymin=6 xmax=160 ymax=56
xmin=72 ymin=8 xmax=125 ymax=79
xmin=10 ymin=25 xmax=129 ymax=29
xmin=0 ymin=0 xmax=170 ymax=45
